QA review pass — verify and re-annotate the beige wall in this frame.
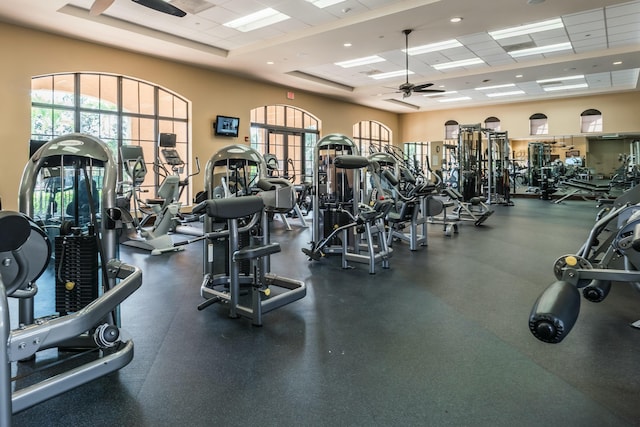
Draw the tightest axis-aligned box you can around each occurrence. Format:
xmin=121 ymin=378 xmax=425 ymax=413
xmin=0 ymin=22 xmax=397 ymax=210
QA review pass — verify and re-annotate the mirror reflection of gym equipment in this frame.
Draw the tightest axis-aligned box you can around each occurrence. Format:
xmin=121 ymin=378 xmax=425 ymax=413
xmin=1 ymin=133 xmax=142 ymax=422
xmin=438 ymin=124 xmax=494 ymax=226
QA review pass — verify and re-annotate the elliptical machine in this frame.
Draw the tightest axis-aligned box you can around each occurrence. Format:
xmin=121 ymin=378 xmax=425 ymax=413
xmin=119 ymin=133 xmax=199 ymax=255
xmin=1 ymin=133 xmax=142 ymax=425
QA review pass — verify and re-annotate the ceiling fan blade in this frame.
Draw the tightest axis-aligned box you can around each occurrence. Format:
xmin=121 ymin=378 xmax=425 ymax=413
xmin=90 ymin=0 xmax=115 ymax=15
xmin=412 ymin=83 xmax=434 ymax=91
xmin=414 ymin=88 xmax=445 ymax=93
xmin=131 ymin=0 xmax=187 ymax=17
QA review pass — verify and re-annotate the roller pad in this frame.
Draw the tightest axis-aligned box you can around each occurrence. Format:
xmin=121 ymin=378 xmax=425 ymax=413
xmin=0 ymin=211 xmax=31 ymax=252
xmin=334 ymin=155 xmax=370 ymax=170
xmin=529 ymin=280 xmax=580 ymax=344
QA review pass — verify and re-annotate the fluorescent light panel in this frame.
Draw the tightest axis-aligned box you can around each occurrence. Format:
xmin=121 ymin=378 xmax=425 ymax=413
xmin=536 ymin=74 xmax=584 ymax=83
xmin=335 ymin=55 xmax=385 ymax=68
xmin=224 ymin=8 xmax=290 ymax=32
xmin=475 ymin=83 xmax=515 ymax=91
xmin=509 ymin=42 xmax=572 ymax=58
xmin=433 ymin=58 xmax=484 ymax=70
xmin=486 ymin=90 xmax=525 ymax=97
xmin=489 ymin=18 xmax=564 ymax=40
xmin=406 ymin=39 xmax=463 ymax=55
xmin=370 ymin=70 xmax=414 ymax=80
xmin=543 ymin=83 xmax=588 ymax=92
xmin=438 ymin=96 xmax=471 ymax=103
xmin=306 ymin=0 xmax=346 ymax=8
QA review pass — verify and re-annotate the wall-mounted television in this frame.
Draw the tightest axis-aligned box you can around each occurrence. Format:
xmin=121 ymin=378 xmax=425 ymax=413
xmin=214 ymin=115 xmax=240 ymax=137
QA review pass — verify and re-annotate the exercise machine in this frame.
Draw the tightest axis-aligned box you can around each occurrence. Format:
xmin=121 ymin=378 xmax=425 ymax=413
xmin=263 ymin=153 xmax=308 ymax=229
xmin=1 ymin=133 xmax=142 ymax=424
xmin=310 ymin=134 xmax=361 ymax=256
xmin=304 ymin=148 xmax=393 ymax=274
xmin=529 ymin=184 xmax=640 ymax=344
xmin=370 ymin=150 xmax=439 ymax=250
xmin=196 ymin=195 xmax=306 ymax=325
xmin=119 ymin=136 xmax=200 ymax=255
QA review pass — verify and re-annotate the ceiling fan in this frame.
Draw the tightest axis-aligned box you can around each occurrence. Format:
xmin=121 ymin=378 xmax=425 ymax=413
xmin=397 ymin=29 xmax=444 ymax=98
xmin=90 ymin=0 xmax=186 ymax=17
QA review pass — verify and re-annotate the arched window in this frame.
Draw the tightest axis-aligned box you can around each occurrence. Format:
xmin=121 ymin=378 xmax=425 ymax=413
xmin=250 ymin=105 xmax=320 ymax=181
xmin=581 ymin=109 xmax=602 ymax=133
xmin=353 ymin=120 xmax=391 ymax=155
xmin=444 ymin=120 xmax=459 ymax=140
xmin=484 ymin=116 xmax=500 ymax=131
xmin=31 ymin=72 xmax=192 ymax=203
xmin=529 ymin=113 xmax=548 ymax=135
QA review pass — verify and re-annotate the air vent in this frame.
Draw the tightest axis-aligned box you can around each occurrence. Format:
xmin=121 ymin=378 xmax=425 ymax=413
xmin=503 ymin=41 xmax=537 ymax=52
xmin=170 ymin=0 xmax=215 ymax=14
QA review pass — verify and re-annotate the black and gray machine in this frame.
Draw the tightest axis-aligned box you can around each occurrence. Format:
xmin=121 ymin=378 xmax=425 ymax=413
xmin=529 ymin=185 xmax=640 ymax=344
xmin=0 ymin=133 xmax=142 ymax=425
xmin=197 ymin=144 xmax=306 ymax=325
xmin=303 ymin=134 xmax=393 ymax=274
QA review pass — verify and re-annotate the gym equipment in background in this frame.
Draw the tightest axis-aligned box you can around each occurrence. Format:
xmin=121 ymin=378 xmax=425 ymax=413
xmin=310 ymin=134 xmax=361 ymax=256
xmin=119 ymin=134 xmax=200 ymax=255
xmin=304 ymin=143 xmax=393 ymax=273
xmin=1 ymin=133 xmax=142 ymax=424
xmin=369 ymin=150 xmax=433 ymax=250
xmin=529 ymin=184 xmax=640 ymax=344
xmin=263 ymin=153 xmax=308 ymax=230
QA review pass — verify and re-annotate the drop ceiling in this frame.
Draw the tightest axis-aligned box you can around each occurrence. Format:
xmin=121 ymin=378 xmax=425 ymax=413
xmin=0 ymin=0 xmax=638 ymax=113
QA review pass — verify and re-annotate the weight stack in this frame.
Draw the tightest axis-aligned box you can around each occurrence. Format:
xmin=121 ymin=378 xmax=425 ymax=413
xmin=55 ymin=235 xmax=99 ymax=315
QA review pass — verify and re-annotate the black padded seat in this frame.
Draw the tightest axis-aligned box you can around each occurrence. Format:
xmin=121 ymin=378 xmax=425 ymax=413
xmin=196 ymin=196 xmax=264 ymax=219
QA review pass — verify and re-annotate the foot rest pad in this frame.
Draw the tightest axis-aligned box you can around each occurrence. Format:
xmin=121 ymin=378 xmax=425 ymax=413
xmin=233 ymin=242 xmax=281 ymax=261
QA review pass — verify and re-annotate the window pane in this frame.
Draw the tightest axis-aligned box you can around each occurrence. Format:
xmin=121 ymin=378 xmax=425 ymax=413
xmin=100 ymin=75 xmax=118 ymax=111
xmin=139 ymin=82 xmax=155 ymax=115
xmin=80 ymin=74 xmax=100 ymax=109
xmin=32 ymin=107 xmax=53 ymax=136
xmin=581 ymin=115 xmax=602 ymax=133
xmin=158 ymin=90 xmax=173 ymax=117
xmin=530 ymin=118 xmax=548 ymax=135
xmin=173 ymin=121 xmax=187 ymax=142
xmin=32 ymin=76 xmax=54 ymax=104
xmin=53 ymin=74 xmax=75 ymax=106
xmin=122 ymin=78 xmax=140 ymax=114
xmin=80 ymin=112 xmax=100 ymax=135
xmin=137 ymin=118 xmax=154 ymax=142
xmin=98 ymin=113 xmax=119 ymax=139
xmin=174 ymin=97 xmax=187 ymax=120
xmin=55 ymin=109 xmax=75 ymax=136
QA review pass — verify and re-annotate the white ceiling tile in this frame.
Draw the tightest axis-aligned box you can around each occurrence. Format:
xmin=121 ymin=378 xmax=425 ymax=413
xmin=562 ymin=9 xmax=603 ymax=26
xmin=606 ymin=1 xmax=640 ymax=18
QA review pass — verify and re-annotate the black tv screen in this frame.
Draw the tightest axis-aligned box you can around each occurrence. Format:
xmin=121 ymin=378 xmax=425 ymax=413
xmin=158 ymin=132 xmax=177 ymax=147
xmin=215 ymin=115 xmax=240 ymax=137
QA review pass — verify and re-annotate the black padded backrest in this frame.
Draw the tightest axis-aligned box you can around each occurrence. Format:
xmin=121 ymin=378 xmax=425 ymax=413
xmin=0 ymin=211 xmax=31 ymax=252
xmin=199 ymin=196 xmax=264 ymax=219
xmin=334 ymin=155 xmax=369 ymax=170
